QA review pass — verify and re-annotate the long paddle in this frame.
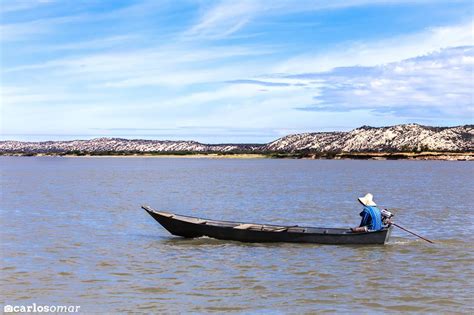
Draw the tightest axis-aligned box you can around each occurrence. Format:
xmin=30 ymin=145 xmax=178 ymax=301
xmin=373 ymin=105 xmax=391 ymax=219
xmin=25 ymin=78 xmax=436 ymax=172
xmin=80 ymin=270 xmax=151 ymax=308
xmin=391 ymin=222 xmax=434 ymax=244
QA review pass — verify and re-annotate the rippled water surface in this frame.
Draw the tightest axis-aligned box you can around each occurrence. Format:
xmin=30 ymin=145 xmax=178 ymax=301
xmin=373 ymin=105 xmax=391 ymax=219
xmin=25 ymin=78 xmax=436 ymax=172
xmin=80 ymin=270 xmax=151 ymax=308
xmin=1 ymin=157 xmax=473 ymax=313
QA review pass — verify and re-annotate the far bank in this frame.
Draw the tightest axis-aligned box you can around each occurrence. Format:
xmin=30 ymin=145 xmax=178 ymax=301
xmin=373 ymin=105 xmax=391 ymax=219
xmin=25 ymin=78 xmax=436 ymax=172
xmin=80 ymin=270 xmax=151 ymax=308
xmin=1 ymin=151 xmax=472 ymax=161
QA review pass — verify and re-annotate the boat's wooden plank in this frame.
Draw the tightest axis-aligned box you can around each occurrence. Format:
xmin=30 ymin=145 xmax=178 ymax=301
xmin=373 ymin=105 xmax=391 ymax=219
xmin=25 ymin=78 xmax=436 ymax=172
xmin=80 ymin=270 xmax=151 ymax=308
xmin=234 ymin=224 xmax=291 ymax=232
xmin=234 ymin=223 xmax=262 ymax=230
xmin=261 ymin=226 xmax=287 ymax=232
xmin=206 ymin=220 xmax=239 ymax=227
xmin=173 ymin=215 xmax=207 ymax=224
xmin=156 ymin=212 xmax=174 ymax=218
xmin=286 ymin=227 xmax=307 ymax=233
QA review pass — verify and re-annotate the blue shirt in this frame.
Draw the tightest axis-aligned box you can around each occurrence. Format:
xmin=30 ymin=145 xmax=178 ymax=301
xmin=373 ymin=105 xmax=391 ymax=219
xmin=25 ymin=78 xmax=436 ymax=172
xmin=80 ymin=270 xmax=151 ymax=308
xmin=359 ymin=206 xmax=383 ymax=231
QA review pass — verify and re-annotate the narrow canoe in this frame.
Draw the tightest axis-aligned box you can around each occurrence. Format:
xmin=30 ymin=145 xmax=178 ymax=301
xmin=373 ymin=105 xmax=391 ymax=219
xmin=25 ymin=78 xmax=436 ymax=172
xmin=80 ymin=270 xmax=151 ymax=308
xmin=142 ymin=205 xmax=392 ymax=245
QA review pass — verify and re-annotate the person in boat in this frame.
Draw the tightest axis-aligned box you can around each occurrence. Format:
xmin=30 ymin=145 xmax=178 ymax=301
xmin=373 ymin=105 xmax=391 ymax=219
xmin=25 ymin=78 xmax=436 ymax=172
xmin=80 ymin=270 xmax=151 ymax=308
xmin=351 ymin=193 xmax=388 ymax=232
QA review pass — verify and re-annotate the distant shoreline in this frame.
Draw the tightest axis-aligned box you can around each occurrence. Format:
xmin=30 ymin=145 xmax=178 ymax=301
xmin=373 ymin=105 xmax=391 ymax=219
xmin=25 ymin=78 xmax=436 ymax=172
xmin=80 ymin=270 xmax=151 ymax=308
xmin=2 ymin=125 xmax=472 ymax=158
xmin=1 ymin=152 xmax=472 ymax=160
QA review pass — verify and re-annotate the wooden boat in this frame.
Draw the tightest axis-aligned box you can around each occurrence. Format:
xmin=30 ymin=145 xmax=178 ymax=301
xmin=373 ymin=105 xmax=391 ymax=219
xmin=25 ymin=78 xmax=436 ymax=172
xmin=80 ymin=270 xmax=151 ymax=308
xmin=142 ymin=205 xmax=393 ymax=245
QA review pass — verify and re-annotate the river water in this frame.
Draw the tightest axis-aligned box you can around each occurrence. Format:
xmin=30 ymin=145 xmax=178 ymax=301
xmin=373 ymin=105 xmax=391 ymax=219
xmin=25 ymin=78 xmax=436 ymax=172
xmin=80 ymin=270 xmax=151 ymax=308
xmin=1 ymin=157 xmax=473 ymax=313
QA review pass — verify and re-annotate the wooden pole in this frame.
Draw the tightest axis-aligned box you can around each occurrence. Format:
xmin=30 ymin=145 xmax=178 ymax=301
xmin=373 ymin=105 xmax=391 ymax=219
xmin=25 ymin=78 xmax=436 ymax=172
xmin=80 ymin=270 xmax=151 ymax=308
xmin=392 ymin=222 xmax=434 ymax=244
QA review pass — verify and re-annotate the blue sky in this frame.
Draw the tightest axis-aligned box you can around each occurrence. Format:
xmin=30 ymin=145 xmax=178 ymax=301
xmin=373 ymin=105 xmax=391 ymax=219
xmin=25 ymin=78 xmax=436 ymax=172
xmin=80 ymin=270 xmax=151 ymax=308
xmin=1 ymin=0 xmax=473 ymax=143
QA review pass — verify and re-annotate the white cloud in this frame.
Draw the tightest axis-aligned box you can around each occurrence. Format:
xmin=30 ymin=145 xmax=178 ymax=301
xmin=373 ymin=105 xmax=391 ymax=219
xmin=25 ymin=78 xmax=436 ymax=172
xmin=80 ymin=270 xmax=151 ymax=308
xmin=186 ymin=0 xmax=453 ymax=40
xmin=3 ymin=43 xmax=275 ymax=90
xmin=276 ymin=20 xmax=474 ymax=73
xmin=0 ymin=1 xmax=167 ymax=42
xmin=0 ymin=0 xmax=55 ymax=14
xmin=293 ymin=46 xmax=474 ymax=118
xmin=161 ymin=45 xmax=474 ymax=124
xmin=185 ymin=0 xmax=259 ymax=39
xmin=0 ymin=13 xmax=88 ymax=41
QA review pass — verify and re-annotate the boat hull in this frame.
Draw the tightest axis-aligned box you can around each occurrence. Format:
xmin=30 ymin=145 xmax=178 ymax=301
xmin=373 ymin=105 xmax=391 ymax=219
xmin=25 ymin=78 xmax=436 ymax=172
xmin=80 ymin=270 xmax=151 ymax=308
xmin=142 ymin=206 xmax=392 ymax=245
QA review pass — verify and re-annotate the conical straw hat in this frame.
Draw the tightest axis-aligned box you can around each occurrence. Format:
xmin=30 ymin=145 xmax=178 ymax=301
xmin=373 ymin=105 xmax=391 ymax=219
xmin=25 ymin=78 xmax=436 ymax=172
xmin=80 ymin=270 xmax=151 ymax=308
xmin=358 ymin=193 xmax=377 ymax=206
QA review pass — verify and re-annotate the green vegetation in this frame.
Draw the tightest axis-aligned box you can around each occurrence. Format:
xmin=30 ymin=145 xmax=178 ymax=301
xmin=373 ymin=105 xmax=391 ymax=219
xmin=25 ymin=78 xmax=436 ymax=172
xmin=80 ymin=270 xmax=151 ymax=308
xmin=1 ymin=150 xmax=472 ymax=160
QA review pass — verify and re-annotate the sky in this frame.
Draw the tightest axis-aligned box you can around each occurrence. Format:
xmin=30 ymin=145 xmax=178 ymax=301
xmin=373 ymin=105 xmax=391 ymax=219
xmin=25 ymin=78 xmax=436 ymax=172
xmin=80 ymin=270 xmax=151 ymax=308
xmin=1 ymin=0 xmax=473 ymax=143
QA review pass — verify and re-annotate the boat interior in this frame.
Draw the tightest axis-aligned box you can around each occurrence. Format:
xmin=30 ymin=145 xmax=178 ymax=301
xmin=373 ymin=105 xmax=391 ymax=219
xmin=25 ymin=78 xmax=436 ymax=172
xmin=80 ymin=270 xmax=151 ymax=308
xmin=145 ymin=207 xmax=353 ymax=234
